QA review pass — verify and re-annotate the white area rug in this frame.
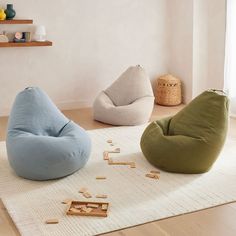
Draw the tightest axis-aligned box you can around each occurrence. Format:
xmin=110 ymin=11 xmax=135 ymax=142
xmin=1 ymin=125 xmax=236 ymax=236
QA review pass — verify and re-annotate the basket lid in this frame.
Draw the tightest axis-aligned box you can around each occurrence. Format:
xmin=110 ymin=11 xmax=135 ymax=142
xmin=158 ymin=74 xmax=180 ymax=83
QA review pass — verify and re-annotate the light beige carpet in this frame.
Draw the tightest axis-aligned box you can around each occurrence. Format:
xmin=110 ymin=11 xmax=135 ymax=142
xmin=1 ymin=125 xmax=236 ymax=236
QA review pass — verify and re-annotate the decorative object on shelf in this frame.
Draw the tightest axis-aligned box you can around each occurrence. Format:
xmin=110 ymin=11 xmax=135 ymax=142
xmin=0 ymin=16 xmax=52 ymax=47
xmin=155 ymin=74 xmax=182 ymax=106
xmin=0 ymin=8 xmax=6 ymax=20
xmin=0 ymin=34 xmax=9 ymax=42
xmin=23 ymin=32 xmax=31 ymax=42
xmin=34 ymin=25 xmax=46 ymax=42
xmin=4 ymin=31 xmax=15 ymax=42
xmin=13 ymin=32 xmax=25 ymax=43
xmin=4 ymin=4 xmax=16 ymax=20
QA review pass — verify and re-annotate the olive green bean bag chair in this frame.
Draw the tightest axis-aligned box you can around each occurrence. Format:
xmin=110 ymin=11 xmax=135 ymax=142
xmin=140 ymin=90 xmax=229 ymax=174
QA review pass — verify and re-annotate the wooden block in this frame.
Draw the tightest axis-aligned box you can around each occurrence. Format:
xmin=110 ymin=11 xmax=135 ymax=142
xmin=108 ymin=161 xmax=131 ymax=166
xmin=85 ymin=207 xmax=93 ymax=213
xmin=70 ymin=208 xmax=81 ymax=213
xmin=104 ymin=148 xmax=120 ymax=153
xmin=79 ymin=187 xmax=87 ymax=193
xmin=67 ymin=201 xmax=109 ymax=217
xmin=146 ymin=173 xmax=156 ymax=178
xmin=102 ymin=204 xmax=108 ymax=211
xmin=83 ymin=192 xmax=92 ymax=198
xmin=96 ymin=176 xmax=106 ymax=180
xmin=146 ymin=173 xmax=159 ymax=179
xmin=107 ymin=139 xmax=113 ymax=143
xmin=154 ymin=174 xmax=160 ymax=179
xmin=96 ymin=194 xmax=108 ymax=199
xmin=108 ymin=158 xmax=113 ymax=165
xmin=61 ymin=199 xmax=72 ymax=204
xmin=81 ymin=206 xmax=88 ymax=212
xmin=114 ymin=162 xmax=129 ymax=165
xmin=87 ymin=203 xmax=99 ymax=208
xmin=45 ymin=219 xmax=59 ymax=224
xmin=110 ymin=143 xmax=114 ymax=146
xmin=74 ymin=204 xmax=86 ymax=209
xmin=130 ymin=162 xmax=136 ymax=168
xmin=103 ymin=151 xmax=109 ymax=160
xmin=150 ymin=170 xmax=160 ymax=174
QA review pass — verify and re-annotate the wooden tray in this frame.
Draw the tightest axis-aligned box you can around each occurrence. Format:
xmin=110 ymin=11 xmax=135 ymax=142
xmin=66 ymin=201 xmax=109 ymax=217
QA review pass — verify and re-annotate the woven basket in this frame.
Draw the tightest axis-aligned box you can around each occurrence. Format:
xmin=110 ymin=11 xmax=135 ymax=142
xmin=155 ymin=74 xmax=182 ymax=106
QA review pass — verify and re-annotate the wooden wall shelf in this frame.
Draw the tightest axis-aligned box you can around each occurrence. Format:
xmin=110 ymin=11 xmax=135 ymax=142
xmin=0 ymin=19 xmax=53 ymax=47
xmin=0 ymin=19 xmax=33 ymax=24
xmin=0 ymin=41 xmax=52 ymax=47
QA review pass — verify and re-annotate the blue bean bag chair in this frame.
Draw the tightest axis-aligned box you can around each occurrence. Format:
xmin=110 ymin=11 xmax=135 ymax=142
xmin=6 ymin=87 xmax=91 ymax=181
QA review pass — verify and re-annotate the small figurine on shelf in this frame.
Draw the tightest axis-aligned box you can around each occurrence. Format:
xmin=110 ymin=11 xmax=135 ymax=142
xmin=0 ymin=34 xmax=9 ymax=42
xmin=4 ymin=4 xmax=16 ymax=20
xmin=13 ymin=32 xmax=25 ymax=43
xmin=23 ymin=32 xmax=31 ymax=42
xmin=0 ymin=8 xmax=6 ymax=20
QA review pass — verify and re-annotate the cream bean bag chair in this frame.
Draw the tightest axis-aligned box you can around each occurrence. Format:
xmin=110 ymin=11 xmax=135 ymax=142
xmin=93 ymin=66 xmax=154 ymax=125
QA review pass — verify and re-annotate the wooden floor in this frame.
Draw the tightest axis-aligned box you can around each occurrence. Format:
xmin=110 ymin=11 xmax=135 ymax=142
xmin=0 ymin=105 xmax=236 ymax=236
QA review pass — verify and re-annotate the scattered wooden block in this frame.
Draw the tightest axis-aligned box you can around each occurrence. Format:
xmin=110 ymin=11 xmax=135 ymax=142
xmin=102 ymin=204 xmax=108 ymax=211
xmin=61 ymin=199 xmax=72 ymax=204
xmin=96 ymin=194 xmax=108 ymax=199
xmin=108 ymin=160 xmax=132 ymax=166
xmin=146 ymin=173 xmax=159 ymax=179
xmin=108 ymin=158 xmax=113 ymax=165
xmin=104 ymin=148 xmax=120 ymax=154
xmin=87 ymin=203 xmax=99 ymax=208
xmin=103 ymin=151 xmax=109 ymax=160
xmin=45 ymin=219 xmax=59 ymax=224
xmin=146 ymin=173 xmax=155 ymax=178
xmin=83 ymin=192 xmax=92 ymax=198
xmin=96 ymin=176 xmax=107 ymax=180
xmin=67 ymin=201 xmax=109 ymax=217
xmin=130 ymin=162 xmax=136 ymax=168
xmin=107 ymin=139 xmax=113 ymax=143
xmin=79 ymin=187 xmax=87 ymax=193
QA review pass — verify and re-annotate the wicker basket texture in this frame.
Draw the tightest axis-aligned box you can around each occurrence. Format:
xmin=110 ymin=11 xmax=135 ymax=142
xmin=155 ymin=74 xmax=182 ymax=106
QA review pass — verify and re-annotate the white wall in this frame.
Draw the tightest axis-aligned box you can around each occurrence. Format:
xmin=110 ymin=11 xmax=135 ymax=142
xmin=193 ymin=0 xmax=226 ymax=97
xmin=0 ymin=0 xmax=168 ymax=116
xmin=207 ymin=0 xmax=226 ymax=90
xmin=0 ymin=0 xmax=227 ymax=116
xmin=167 ymin=0 xmax=194 ymax=103
xmin=192 ymin=0 xmax=209 ymax=97
xmin=168 ymin=0 xmax=226 ymax=102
